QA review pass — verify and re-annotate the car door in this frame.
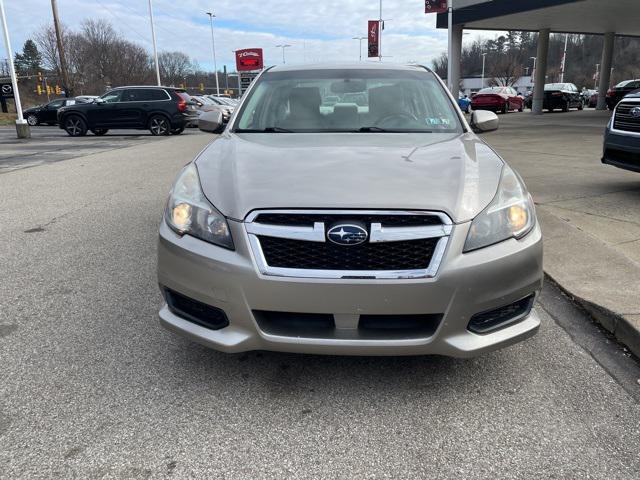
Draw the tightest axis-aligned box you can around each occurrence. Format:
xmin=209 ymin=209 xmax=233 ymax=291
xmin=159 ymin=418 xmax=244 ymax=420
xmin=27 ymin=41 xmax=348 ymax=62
xmin=89 ymin=90 xmax=122 ymax=127
xmin=42 ymin=99 xmax=64 ymax=123
xmin=116 ymin=89 xmax=152 ymax=127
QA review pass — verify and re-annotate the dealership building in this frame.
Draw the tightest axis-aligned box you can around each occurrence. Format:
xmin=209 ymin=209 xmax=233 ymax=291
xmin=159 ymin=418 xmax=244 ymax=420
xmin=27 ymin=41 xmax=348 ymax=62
xmin=437 ymin=0 xmax=640 ymax=113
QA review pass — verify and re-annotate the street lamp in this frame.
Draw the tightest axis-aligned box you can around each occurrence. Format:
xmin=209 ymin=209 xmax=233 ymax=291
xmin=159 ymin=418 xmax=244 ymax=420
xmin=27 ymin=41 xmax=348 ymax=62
xmin=276 ymin=44 xmax=291 ymax=64
xmin=352 ymin=36 xmax=366 ymax=61
xmin=481 ymin=52 xmax=487 ymax=89
xmin=0 ymin=0 xmax=29 ymax=138
xmin=594 ymin=63 xmax=600 ymax=90
xmin=205 ymin=12 xmax=220 ymax=96
xmin=148 ymin=0 xmax=161 ymax=85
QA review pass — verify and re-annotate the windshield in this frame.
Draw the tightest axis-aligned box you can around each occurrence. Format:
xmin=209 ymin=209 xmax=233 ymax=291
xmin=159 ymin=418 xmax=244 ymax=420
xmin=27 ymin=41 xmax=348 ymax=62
xmin=234 ymin=68 xmax=462 ymax=133
xmin=545 ymin=83 xmax=568 ymax=90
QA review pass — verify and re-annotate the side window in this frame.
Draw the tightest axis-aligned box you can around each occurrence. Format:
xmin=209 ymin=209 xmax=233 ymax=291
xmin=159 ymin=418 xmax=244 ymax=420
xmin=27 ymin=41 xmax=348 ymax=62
xmin=48 ymin=100 xmax=64 ymax=108
xmin=149 ymin=89 xmax=169 ymax=101
xmin=101 ymin=90 xmax=122 ymax=103
xmin=122 ymin=89 xmax=153 ymax=102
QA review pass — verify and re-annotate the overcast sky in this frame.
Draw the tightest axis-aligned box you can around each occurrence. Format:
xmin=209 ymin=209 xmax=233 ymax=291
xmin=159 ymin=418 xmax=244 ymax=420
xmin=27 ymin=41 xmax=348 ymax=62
xmin=2 ymin=0 xmax=493 ymax=71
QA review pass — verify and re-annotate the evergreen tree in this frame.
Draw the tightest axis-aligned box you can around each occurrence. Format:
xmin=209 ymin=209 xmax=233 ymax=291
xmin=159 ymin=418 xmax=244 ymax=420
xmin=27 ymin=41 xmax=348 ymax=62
xmin=14 ymin=40 xmax=42 ymax=75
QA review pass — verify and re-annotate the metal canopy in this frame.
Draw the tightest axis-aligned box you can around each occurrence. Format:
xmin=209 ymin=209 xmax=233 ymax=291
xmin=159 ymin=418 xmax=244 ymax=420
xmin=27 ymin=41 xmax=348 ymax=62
xmin=437 ymin=0 xmax=640 ymax=37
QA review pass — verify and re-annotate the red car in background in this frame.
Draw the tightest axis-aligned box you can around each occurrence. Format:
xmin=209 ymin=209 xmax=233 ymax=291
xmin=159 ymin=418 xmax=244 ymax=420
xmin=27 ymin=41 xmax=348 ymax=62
xmin=471 ymin=86 xmax=524 ymax=113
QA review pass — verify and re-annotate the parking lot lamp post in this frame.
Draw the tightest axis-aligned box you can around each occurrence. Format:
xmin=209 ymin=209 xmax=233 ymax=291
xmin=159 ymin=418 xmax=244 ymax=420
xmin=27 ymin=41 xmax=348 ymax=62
xmin=0 ymin=0 xmax=29 ymax=138
xmin=276 ymin=44 xmax=291 ymax=64
xmin=352 ymin=36 xmax=366 ymax=61
xmin=481 ymin=52 xmax=487 ymax=89
xmin=206 ymin=12 xmax=220 ymax=96
xmin=594 ymin=63 xmax=599 ymax=90
xmin=147 ymin=0 xmax=161 ymax=86
xmin=559 ymin=33 xmax=569 ymax=83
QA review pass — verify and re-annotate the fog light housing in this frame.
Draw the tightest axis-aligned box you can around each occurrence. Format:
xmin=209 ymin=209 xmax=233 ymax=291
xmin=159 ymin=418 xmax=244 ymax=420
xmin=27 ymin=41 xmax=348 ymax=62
xmin=468 ymin=295 xmax=535 ymax=334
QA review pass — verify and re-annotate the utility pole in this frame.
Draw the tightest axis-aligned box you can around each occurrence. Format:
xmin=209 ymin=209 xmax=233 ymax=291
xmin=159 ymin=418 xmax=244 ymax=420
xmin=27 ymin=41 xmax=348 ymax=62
xmin=447 ymin=0 xmax=453 ymax=90
xmin=352 ymin=36 xmax=366 ymax=61
xmin=0 ymin=0 xmax=29 ymax=137
xmin=206 ymin=12 xmax=220 ymax=96
xmin=51 ymin=0 xmax=71 ymax=96
xmin=594 ymin=63 xmax=599 ymax=90
xmin=148 ymin=0 xmax=161 ymax=85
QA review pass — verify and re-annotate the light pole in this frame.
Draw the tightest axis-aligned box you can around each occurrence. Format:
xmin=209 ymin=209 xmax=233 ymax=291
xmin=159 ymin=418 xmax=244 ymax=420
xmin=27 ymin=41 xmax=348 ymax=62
xmin=352 ymin=36 xmax=366 ymax=61
xmin=530 ymin=56 xmax=537 ymax=83
xmin=594 ymin=63 xmax=600 ymax=90
xmin=206 ymin=12 xmax=220 ymax=96
xmin=0 ymin=0 xmax=29 ymax=138
xmin=481 ymin=52 xmax=487 ymax=89
xmin=276 ymin=44 xmax=291 ymax=64
xmin=147 ymin=0 xmax=161 ymax=85
xmin=559 ymin=33 xmax=569 ymax=83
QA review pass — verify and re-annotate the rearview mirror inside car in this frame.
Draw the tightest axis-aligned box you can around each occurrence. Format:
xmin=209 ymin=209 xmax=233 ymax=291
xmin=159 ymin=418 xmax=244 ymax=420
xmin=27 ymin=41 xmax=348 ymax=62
xmin=198 ymin=110 xmax=223 ymax=134
xmin=470 ymin=110 xmax=499 ymax=133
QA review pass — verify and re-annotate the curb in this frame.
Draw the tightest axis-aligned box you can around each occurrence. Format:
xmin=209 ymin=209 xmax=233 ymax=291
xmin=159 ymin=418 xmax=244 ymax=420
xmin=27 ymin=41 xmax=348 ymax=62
xmin=545 ymin=273 xmax=640 ymax=359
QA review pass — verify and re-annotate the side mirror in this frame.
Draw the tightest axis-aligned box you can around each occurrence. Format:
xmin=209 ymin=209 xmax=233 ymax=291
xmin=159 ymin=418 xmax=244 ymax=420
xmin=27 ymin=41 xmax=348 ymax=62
xmin=198 ymin=110 xmax=223 ymax=133
xmin=470 ymin=110 xmax=499 ymax=133
xmin=94 ymin=98 xmax=105 ymax=105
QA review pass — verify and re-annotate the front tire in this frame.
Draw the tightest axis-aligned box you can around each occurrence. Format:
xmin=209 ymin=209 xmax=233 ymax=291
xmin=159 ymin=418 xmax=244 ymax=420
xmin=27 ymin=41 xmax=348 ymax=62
xmin=91 ymin=128 xmax=108 ymax=136
xmin=502 ymin=102 xmax=508 ymax=114
xmin=562 ymin=101 xmax=569 ymax=112
xmin=149 ymin=115 xmax=170 ymax=136
xmin=64 ymin=115 xmax=87 ymax=137
xmin=26 ymin=114 xmax=39 ymax=126
xmin=578 ymin=101 xmax=584 ymax=111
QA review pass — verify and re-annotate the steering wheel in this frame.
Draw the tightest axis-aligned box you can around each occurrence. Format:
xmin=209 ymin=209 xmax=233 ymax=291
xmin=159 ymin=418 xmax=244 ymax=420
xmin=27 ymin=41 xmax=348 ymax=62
xmin=374 ymin=112 xmax=419 ymax=128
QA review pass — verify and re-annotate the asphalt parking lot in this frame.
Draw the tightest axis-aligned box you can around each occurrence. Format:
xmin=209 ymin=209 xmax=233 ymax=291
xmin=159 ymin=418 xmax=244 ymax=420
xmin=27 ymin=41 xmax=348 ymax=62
xmin=1 ymin=118 xmax=639 ymax=478
xmin=0 ymin=126 xmax=203 ymax=173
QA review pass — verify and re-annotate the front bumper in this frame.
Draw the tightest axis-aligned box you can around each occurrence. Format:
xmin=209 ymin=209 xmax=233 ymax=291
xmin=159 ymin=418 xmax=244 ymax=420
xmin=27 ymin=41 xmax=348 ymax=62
xmin=602 ymin=129 xmax=640 ymax=173
xmin=157 ymin=219 xmax=543 ymax=358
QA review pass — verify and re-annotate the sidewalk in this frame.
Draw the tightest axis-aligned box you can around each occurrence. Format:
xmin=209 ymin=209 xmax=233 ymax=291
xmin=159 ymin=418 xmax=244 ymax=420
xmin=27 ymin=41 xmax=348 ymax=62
xmin=483 ymin=110 xmax=640 ymax=357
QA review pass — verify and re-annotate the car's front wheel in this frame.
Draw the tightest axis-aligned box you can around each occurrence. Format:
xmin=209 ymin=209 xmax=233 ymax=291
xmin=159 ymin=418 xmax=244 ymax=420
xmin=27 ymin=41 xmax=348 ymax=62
xmin=64 ymin=115 xmax=87 ymax=137
xmin=26 ymin=114 xmax=39 ymax=126
xmin=91 ymin=128 xmax=109 ymax=136
xmin=502 ymin=102 xmax=508 ymax=114
xmin=149 ymin=115 xmax=170 ymax=136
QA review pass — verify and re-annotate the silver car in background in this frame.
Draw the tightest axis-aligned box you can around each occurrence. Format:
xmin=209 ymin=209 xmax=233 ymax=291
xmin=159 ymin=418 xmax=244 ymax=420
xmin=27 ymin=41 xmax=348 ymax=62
xmin=157 ymin=63 xmax=543 ymax=357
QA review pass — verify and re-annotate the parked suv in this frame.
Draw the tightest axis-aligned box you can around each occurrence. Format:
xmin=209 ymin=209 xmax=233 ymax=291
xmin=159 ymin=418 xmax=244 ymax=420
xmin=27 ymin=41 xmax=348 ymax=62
xmin=57 ymin=86 xmax=198 ymax=136
xmin=602 ymin=91 xmax=640 ymax=172
xmin=157 ymin=64 xmax=543 ymax=358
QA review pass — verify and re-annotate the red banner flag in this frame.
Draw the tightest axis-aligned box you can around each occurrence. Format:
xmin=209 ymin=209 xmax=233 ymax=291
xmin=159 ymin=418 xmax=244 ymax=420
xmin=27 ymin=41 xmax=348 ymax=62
xmin=368 ymin=20 xmax=379 ymax=58
xmin=425 ymin=0 xmax=447 ymax=14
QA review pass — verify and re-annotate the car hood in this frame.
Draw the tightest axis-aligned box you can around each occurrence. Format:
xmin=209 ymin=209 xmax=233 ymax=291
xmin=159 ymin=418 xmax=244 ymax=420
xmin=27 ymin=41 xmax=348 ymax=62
xmin=24 ymin=105 xmax=42 ymax=113
xmin=195 ymin=132 xmax=504 ymax=223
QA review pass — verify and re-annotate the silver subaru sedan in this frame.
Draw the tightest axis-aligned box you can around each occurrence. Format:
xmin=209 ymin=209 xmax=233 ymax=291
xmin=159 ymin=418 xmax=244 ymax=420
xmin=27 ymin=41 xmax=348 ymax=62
xmin=157 ymin=63 xmax=543 ymax=357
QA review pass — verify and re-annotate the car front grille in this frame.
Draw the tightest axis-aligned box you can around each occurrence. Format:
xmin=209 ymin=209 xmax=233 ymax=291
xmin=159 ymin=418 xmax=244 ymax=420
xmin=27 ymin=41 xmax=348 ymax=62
xmin=253 ymin=212 xmax=443 ymax=228
xmin=245 ymin=210 xmax=452 ymax=279
xmin=613 ymin=102 xmax=640 ymax=133
xmin=258 ymin=235 xmax=439 ymax=271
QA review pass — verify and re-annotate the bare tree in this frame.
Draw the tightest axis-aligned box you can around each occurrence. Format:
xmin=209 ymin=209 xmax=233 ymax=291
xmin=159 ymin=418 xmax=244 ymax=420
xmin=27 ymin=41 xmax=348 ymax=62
xmin=158 ymin=51 xmax=193 ymax=86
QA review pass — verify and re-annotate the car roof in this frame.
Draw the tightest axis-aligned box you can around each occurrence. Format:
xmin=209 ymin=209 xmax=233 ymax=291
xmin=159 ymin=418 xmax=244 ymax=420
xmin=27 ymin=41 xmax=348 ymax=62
xmin=109 ymin=85 xmax=180 ymax=90
xmin=267 ymin=63 xmax=432 ymax=73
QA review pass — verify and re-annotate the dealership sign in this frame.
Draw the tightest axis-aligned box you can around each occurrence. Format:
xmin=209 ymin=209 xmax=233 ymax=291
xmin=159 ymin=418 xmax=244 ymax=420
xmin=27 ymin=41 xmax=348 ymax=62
xmin=236 ymin=48 xmax=264 ymax=72
xmin=0 ymin=83 xmax=14 ymax=99
xmin=368 ymin=20 xmax=379 ymax=58
xmin=425 ymin=0 xmax=447 ymax=14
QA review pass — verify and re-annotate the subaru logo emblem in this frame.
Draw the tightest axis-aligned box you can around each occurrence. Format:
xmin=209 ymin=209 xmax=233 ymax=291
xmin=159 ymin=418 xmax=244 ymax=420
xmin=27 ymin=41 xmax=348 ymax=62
xmin=327 ymin=224 xmax=368 ymax=246
xmin=631 ymin=106 xmax=640 ymax=118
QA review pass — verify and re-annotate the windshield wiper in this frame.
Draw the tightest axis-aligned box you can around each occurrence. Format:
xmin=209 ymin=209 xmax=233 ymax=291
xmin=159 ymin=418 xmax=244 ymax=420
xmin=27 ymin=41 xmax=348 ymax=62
xmin=358 ymin=126 xmax=390 ymax=132
xmin=235 ymin=127 xmax=294 ymax=133
xmin=358 ymin=126 xmax=433 ymax=133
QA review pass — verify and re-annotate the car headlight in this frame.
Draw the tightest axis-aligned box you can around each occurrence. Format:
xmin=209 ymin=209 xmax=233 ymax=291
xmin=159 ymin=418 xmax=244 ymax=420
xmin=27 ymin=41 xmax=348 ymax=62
xmin=164 ymin=163 xmax=234 ymax=249
xmin=463 ymin=164 xmax=535 ymax=252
